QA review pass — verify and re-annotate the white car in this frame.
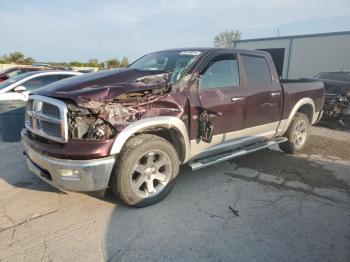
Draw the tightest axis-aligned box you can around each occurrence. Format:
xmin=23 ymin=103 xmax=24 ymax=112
xmin=0 ymin=71 xmax=82 ymax=102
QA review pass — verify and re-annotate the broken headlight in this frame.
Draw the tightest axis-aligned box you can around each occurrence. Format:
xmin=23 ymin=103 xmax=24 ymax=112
xmin=67 ymin=104 xmax=117 ymax=140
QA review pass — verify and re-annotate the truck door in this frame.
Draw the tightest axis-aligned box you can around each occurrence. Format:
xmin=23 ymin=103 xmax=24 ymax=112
xmin=239 ymin=53 xmax=283 ymax=138
xmin=189 ymin=52 xmax=247 ymax=156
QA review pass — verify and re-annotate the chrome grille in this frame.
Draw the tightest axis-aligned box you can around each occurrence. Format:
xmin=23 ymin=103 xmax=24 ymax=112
xmin=40 ymin=121 xmax=62 ymax=137
xmin=42 ymin=103 xmax=61 ymax=118
xmin=25 ymin=95 xmax=68 ymax=143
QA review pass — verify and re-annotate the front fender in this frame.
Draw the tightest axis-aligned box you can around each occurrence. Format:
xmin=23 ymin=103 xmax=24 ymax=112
xmin=110 ymin=116 xmax=191 ymax=163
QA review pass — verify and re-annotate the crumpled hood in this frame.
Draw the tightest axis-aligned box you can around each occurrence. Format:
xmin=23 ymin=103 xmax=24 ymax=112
xmin=33 ymin=68 xmax=172 ymax=104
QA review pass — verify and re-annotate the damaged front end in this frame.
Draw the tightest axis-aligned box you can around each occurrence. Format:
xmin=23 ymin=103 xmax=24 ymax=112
xmin=67 ymin=72 xmax=175 ymax=140
xmin=67 ymin=103 xmax=117 ymax=140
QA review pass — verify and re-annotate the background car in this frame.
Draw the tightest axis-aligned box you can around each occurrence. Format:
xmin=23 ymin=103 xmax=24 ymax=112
xmin=0 ymin=71 xmax=81 ymax=142
xmin=0 ymin=66 xmax=51 ymax=82
xmin=314 ymin=71 xmax=350 ymax=129
xmin=32 ymin=62 xmax=50 ymax=67
xmin=0 ymin=71 xmax=81 ymax=102
xmin=315 ymin=71 xmax=350 ymax=93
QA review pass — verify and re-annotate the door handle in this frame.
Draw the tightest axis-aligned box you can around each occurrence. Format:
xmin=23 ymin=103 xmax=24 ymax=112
xmin=270 ymin=92 xmax=281 ymax=97
xmin=231 ymin=97 xmax=245 ymax=102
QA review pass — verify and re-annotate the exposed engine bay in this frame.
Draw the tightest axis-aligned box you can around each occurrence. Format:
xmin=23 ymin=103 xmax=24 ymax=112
xmin=67 ymin=103 xmax=117 ymax=140
xmin=67 ymin=73 xmax=173 ymax=140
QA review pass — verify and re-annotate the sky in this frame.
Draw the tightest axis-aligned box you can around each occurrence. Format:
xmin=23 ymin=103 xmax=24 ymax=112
xmin=1 ymin=0 xmax=350 ymax=63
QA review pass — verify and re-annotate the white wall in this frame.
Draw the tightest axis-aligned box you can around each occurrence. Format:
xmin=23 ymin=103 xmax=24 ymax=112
xmin=235 ymin=33 xmax=350 ymax=79
xmin=288 ymin=34 xmax=350 ymax=78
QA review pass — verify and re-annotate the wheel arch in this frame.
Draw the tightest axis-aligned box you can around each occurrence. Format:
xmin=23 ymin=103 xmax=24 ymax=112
xmin=297 ymin=103 xmax=314 ymax=123
xmin=277 ymin=98 xmax=316 ymax=136
xmin=110 ymin=117 xmax=191 ymax=163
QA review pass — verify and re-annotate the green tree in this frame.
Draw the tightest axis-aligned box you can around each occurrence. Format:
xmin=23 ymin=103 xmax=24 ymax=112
xmin=106 ymin=58 xmax=120 ymax=68
xmin=120 ymin=57 xmax=129 ymax=67
xmin=21 ymin=57 xmax=35 ymax=65
xmin=70 ymin=61 xmax=83 ymax=67
xmin=213 ymin=30 xmax=242 ymax=48
xmin=0 ymin=51 xmax=35 ymax=64
xmin=7 ymin=51 xmax=25 ymax=63
xmin=0 ymin=51 xmax=36 ymax=64
xmin=88 ymin=58 xmax=99 ymax=67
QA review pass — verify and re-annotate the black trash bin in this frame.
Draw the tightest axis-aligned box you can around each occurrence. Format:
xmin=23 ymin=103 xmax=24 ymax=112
xmin=0 ymin=101 xmax=26 ymax=142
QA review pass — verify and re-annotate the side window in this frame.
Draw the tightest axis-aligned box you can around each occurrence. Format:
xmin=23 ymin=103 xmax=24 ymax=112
xmin=241 ymin=55 xmax=271 ymax=84
xmin=22 ymin=75 xmax=59 ymax=91
xmin=200 ymin=54 xmax=239 ymax=89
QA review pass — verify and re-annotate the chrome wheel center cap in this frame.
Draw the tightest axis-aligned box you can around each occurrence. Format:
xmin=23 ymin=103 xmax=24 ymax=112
xmin=144 ymin=167 xmax=155 ymax=177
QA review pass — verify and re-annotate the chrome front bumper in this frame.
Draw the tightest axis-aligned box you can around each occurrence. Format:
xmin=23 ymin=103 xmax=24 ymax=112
xmin=21 ymin=130 xmax=115 ymax=192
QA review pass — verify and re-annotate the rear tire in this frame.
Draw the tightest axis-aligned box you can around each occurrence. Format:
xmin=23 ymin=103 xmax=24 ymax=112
xmin=279 ymin=112 xmax=310 ymax=154
xmin=110 ymin=134 xmax=180 ymax=207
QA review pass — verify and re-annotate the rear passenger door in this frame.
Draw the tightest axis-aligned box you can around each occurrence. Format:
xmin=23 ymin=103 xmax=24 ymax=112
xmin=239 ymin=53 xmax=283 ymax=137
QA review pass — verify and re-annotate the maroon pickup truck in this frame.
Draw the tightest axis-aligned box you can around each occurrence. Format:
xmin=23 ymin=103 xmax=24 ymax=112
xmin=21 ymin=48 xmax=325 ymax=207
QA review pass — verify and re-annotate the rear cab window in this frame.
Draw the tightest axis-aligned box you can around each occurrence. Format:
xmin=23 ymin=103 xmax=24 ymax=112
xmin=241 ymin=55 xmax=272 ymax=85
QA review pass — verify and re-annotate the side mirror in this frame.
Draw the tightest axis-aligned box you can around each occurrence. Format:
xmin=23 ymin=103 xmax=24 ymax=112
xmin=14 ymin=86 xmax=27 ymax=93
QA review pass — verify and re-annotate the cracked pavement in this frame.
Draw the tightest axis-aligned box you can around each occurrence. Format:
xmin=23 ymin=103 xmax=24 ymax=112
xmin=0 ymin=126 xmax=349 ymax=262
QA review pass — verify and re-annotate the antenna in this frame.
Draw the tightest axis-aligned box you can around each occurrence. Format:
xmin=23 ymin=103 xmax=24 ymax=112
xmin=277 ymin=28 xmax=280 ymax=37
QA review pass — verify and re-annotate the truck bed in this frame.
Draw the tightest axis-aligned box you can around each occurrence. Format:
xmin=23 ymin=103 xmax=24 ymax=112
xmin=280 ymin=79 xmax=325 ymax=121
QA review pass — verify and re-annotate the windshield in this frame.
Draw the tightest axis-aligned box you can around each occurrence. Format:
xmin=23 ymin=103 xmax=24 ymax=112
xmin=315 ymin=72 xmax=350 ymax=82
xmin=129 ymin=51 xmax=202 ymax=83
xmin=0 ymin=72 xmax=34 ymax=91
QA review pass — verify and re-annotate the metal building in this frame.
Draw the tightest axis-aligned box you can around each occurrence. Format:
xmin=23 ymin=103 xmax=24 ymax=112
xmin=234 ymin=31 xmax=350 ymax=79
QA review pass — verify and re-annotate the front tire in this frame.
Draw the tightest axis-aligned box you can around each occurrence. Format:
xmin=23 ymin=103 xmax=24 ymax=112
xmin=110 ymin=134 xmax=180 ymax=207
xmin=279 ymin=112 xmax=310 ymax=154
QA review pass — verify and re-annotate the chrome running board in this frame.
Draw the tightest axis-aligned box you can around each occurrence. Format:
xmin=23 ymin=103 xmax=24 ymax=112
xmin=189 ymin=137 xmax=288 ymax=171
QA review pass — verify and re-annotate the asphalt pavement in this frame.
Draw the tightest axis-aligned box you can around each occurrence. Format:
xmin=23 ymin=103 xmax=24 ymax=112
xmin=0 ymin=127 xmax=349 ymax=262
